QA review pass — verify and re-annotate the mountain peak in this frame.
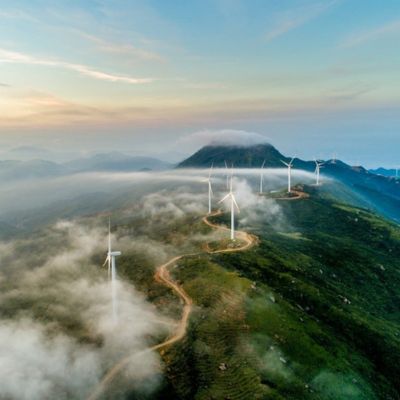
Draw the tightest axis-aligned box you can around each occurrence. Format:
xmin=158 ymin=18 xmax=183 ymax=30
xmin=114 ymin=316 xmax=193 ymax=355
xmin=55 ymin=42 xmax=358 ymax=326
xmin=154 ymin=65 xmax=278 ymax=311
xmin=177 ymin=143 xmax=286 ymax=168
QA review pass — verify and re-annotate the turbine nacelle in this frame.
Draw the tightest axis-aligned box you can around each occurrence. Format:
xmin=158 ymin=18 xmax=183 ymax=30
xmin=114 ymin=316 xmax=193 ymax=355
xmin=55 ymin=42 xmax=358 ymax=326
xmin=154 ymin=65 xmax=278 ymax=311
xmin=103 ymin=219 xmax=121 ymax=324
xmin=281 ymin=157 xmax=295 ymax=168
xmin=281 ymin=158 xmax=295 ymax=193
xmin=314 ymin=159 xmax=325 ymax=185
xmin=219 ymin=192 xmax=240 ymax=213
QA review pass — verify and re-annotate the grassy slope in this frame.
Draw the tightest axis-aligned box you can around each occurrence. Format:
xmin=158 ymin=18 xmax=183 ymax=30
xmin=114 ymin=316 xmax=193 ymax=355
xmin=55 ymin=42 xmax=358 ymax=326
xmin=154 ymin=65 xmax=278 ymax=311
xmin=135 ymin=187 xmax=400 ymax=400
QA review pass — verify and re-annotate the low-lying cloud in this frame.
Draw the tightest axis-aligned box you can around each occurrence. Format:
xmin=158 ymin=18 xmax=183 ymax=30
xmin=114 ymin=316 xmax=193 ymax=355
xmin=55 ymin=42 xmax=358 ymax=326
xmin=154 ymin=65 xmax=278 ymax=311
xmin=0 ymin=221 xmax=166 ymax=400
xmin=176 ymin=129 xmax=270 ymax=152
xmin=0 ymin=167 xmax=321 ymax=398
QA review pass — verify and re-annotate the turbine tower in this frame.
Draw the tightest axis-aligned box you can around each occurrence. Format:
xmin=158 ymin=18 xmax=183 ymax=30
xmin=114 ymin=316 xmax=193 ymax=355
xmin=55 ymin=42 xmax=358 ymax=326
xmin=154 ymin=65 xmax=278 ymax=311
xmin=103 ymin=220 xmax=122 ymax=323
xmin=281 ymin=158 xmax=295 ymax=193
xmin=202 ymin=163 xmax=214 ymax=214
xmin=219 ymin=173 xmax=240 ymax=240
xmin=315 ymin=159 xmax=324 ymax=185
xmin=259 ymin=159 xmax=266 ymax=194
xmin=224 ymin=160 xmax=229 ymax=190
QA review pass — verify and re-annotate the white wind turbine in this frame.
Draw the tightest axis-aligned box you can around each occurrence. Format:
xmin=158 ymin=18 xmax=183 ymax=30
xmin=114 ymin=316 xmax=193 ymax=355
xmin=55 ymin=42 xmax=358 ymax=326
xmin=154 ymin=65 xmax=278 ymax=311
xmin=281 ymin=158 xmax=295 ymax=193
xmin=315 ymin=159 xmax=324 ymax=185
xmin=224 ymin=160 xmax=230 ymax=190
xmin=202 ymin=163 xmax=214 ymax=214
xmin=219 ymin=172 xmax=240 ymax=240
xmin=259 ymin=159 xmax=266 ymax=194
xmin=103 ymin=219 xmax=122 ymax=323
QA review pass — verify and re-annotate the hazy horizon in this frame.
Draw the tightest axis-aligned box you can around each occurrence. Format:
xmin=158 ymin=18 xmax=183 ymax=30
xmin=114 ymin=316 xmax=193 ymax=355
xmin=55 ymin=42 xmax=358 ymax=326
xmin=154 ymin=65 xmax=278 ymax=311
xmin=0 ymin=132 xmax=397 ymax=169
xmin=0 ymin=1 xmax=399 ymax=167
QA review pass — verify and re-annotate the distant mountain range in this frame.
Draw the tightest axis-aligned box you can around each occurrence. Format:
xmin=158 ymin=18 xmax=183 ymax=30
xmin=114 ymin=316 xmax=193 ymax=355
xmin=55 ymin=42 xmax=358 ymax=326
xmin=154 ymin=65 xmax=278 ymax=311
xmin=0 ymin=159 xmax=67 ymax=181
xmin=369 ymin=167 xmax=399 ymax=178
xmin=1 ymin=143 xmax=400 ymax=222
xmin=178 ymin=143 xmax=400 ymax=222
xmin=64 ymin=152 xmax=171 ymax=172
xmin=0 ymin=152 xmax=172 ymax=182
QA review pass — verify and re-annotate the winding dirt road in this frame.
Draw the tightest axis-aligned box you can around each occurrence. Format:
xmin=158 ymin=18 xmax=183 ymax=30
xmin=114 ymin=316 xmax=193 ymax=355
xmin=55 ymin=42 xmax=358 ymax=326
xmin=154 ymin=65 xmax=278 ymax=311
xmin=272 ymin=189 xmax=310 ymax=201
xmin=87 ymin=210 xmax=257 ymax=400
xmin=202 ymin=210 xmax=258 ymax=253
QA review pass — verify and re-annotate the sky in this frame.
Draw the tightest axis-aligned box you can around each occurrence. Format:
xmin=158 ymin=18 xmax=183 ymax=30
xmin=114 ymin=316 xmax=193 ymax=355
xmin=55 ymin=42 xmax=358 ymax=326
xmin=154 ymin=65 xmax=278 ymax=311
xmin=0 ymin=0 xmax=399 ymax=166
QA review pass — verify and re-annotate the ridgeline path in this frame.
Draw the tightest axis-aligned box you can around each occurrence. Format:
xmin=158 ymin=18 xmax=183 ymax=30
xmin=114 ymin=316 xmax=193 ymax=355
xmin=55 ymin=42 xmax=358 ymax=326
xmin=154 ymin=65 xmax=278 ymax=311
xmin=266 ymin=189 xmax=310 ymax=201
xmin=87 ymin=209 xmax=258 ymax=400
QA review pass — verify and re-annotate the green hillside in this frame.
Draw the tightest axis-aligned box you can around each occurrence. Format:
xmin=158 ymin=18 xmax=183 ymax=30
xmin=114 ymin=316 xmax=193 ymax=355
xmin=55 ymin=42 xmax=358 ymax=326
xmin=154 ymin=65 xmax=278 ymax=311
xmin=119 ymin=186 xmax=400 ymax=400
xmin=5 ymin=182 xmax=398 ymax=399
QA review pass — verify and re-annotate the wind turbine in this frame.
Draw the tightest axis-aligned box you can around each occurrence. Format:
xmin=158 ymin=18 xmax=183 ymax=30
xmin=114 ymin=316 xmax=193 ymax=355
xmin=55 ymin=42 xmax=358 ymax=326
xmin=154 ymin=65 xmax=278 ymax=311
xmin=315 ymin=159 xmax=324 ymax=185
xmin=224 ymin=160 xmax=230 ymax=190
xmin=219 ymin=173 xmax=240 ymax=240
xmin=259 ymin=159 xmax=266 ymax=194
xmin=202 ymin=163 xmax=213 ymax=214
xmin=281 ymin=158 xmax=295 ymax=193
xmin=103 ymin=219 xmax=122 ymax=323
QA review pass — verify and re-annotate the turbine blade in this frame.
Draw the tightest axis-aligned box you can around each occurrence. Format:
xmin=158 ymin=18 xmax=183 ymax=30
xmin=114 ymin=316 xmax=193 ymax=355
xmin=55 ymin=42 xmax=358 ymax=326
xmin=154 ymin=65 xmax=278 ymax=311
xmin=261 ymin=159 xmax=266 ymax=169
xmin=231 ymin=195 xmax=240 ymax=212
xmin=219 ymin=193 xmax=231 ymax=203
xmin=209 ymin=181 xmax=214 ymax=196
xmin=108 ymin=217 xmax=111 ymax=253
xmin=208 ymin=162 xmax=213 ymax=179
xmin=281 ymin=160 xmax=289 ymax=167
xmin=102 ymin=256 xmax=109 ymax=267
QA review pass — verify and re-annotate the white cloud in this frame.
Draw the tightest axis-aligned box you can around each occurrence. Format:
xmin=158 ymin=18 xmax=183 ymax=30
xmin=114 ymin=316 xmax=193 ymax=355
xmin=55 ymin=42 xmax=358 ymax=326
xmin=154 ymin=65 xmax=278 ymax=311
xmin=0 ymin=10 xmax=37 ymax=22
xmin=265 ymin=0 xmax=339 ymax=41
xmin=176 ymin=129 xmax=270 ymax=152
xmin=0 ymin=48 xmax=154 ymax=84
xmin=340 ymin=19 xmax=400 ymax=48
xmin=0 ymin=221 xmax=165 ymax=399
xmin=73 ymin=30 xmax=165 ymax=62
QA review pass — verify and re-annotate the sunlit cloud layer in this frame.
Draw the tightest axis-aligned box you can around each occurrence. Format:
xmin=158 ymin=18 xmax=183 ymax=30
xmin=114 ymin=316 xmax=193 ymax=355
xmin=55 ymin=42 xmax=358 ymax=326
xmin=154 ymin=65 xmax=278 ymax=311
xmin=0 ymin=0 xmax=399 ymax=164
xmin=0 ymin=48 xmax=154 ymax=84
xmin=340 ymin=19 xmax=400 ymax=48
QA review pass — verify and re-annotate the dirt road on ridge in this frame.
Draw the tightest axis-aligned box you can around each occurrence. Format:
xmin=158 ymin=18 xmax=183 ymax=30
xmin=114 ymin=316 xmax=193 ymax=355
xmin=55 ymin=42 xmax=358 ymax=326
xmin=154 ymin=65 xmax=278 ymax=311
xmin=87 ymin=210 xmax=258 ymax=400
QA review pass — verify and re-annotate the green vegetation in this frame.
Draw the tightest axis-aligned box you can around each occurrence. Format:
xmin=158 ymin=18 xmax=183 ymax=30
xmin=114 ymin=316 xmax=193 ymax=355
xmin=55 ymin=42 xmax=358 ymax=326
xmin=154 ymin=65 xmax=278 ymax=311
xmin=120 ymin=186 xmax=400 ymax=399
xmin=7 ymin=183 xmax=398 ymax=399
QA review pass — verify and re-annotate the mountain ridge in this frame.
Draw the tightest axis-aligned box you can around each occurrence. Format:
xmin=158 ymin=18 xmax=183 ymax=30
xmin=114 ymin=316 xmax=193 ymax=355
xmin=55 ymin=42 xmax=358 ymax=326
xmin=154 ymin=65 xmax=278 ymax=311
xmin=177 ymin=143 xmax=400 ymax=222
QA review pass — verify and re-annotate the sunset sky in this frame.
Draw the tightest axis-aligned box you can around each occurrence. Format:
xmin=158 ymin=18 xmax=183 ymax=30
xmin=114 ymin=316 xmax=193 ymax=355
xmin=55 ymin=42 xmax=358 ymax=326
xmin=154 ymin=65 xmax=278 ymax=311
xmin=0 ymin=0 xmax=399 ymax=166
